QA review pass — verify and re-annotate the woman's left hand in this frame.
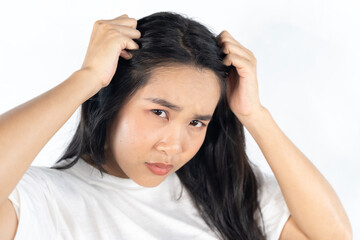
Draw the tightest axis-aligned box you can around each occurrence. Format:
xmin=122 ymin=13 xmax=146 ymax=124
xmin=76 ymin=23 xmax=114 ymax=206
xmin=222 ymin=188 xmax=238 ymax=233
xmin=216 ymin=30 xmax=264 ymax=122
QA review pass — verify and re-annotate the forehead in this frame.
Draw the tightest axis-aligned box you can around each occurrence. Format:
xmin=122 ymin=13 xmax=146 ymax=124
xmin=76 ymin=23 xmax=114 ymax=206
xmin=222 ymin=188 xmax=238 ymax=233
xmin=136 ymin=65 xmax=222 ymax=110
xmin=146 ymin=65 xmax=221 ymax=97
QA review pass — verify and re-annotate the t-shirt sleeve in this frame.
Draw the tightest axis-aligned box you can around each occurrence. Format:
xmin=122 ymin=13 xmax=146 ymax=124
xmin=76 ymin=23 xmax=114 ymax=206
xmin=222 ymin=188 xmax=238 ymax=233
xmin=252 ymin=165 xmax=291 ymax=240
xmin=7 ymin=166 xmax=57 ymax=240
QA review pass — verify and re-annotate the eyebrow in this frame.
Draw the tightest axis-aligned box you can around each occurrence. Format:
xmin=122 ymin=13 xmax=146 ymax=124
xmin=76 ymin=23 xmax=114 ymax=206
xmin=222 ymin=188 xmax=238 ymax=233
xmin=144 ymin=97 xmax=213 ymax=121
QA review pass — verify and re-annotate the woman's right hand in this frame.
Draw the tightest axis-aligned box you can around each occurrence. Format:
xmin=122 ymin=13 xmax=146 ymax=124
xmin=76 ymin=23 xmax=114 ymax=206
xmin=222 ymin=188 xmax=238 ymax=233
xmin=80 ymin=14 xmax=141 ymax=89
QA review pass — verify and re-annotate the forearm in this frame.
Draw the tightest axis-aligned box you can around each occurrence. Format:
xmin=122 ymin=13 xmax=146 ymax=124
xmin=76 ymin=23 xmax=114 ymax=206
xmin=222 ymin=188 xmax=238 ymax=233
xmin=0 ymin=69 xmax=100 ymax=205
xmin=238 ymin=106 xmax=352 ymax=239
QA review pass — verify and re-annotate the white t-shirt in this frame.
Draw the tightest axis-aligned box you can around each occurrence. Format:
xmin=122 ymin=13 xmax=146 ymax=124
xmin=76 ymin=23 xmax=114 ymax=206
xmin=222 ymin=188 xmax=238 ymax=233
xmin=8 ymin=157 xmax=290 ymax=240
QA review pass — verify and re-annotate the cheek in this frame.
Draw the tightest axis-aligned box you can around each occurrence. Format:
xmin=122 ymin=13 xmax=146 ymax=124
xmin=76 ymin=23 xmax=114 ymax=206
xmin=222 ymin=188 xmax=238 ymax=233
xmin=182 ymin=132 xmax=206 ymax=161
xmin=112 ymin=114 xmax=155 ymax=150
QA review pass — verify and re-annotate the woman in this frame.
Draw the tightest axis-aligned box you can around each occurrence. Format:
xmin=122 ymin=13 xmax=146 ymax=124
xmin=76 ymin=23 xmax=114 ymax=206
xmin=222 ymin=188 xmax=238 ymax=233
xmin=0 ymin=12 xmax=352 ymax=240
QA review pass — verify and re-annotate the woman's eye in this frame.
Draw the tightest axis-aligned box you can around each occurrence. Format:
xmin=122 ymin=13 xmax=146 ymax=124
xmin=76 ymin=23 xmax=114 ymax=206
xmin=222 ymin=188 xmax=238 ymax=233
xmin=151 ymin=109 xmax=167 ymax=118
xmin=190 ymin=120 xmax=207 ymax=128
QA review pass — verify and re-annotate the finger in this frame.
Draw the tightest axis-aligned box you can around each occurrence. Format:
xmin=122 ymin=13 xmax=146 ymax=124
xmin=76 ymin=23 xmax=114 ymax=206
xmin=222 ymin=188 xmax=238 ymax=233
xmin=96 ymin=16 xmax=138 ymax=29
xmin=221 ymin=41 xmax=255 ymax=60
xmin=216 ymin=30 xmax=248 ymax=51
xmin=120 ymin=36 xmax=140 ymax=50
xmin=96 ymin=22 xmax=141 ymax=40
xmin=113 ymin=14 xmax=129 ymax=19
xmin=120 ymin=49 xmax=132 ymax=60
xmin=216 ymin=30 xmax=239 ymax=45
xmin=223 ymin=53 xmax=253 ymax=69
xmin=218 ymin=35 xmax=255 ymax=58
xmin=105 ymin=29 xmax=140 ymax=52
xmin=108 ymin=14 xmax=137 ymax=28
xmin=217 ymin=35 xmax=246 ymax=51
xmin=110 ymin=24 xmax=141 ymax=39
xmin=109 ymin=17 xmax=138 ymax=29
xmin=120 ymin=38 xmax=140 ymax=59
xmin=216 ymin=30 xmax=236 ymax=44
xmin=119 ymin=39 xmax=138 ymax=60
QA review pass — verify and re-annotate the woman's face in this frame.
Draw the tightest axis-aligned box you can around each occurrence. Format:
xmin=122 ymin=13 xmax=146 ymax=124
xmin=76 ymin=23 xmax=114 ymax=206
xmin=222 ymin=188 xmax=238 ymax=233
xmin=103 ymin=64 xmax=221 ymax=187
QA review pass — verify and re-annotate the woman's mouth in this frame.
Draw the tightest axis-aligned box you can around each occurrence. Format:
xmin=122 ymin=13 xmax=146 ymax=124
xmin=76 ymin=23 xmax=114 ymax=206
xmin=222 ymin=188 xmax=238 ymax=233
xmin=145 ymin=162 xmax=173 ymax=176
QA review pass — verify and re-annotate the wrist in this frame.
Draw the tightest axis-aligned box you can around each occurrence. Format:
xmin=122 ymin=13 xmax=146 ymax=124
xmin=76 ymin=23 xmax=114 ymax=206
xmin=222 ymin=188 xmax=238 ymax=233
xmin=72 ymin=69 xmax=104 ymax=97
xmin=236 ymin=105 xmax=270 ymax=128
xmin=65 ymin=69 xmax=103 ymax=102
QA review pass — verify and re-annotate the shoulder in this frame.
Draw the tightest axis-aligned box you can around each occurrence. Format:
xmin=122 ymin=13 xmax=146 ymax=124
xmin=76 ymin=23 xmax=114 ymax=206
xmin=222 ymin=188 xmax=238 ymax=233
xmin=12 ymin=161 xmax=86 ymax=202
xmin=7 ymin=166 xmax=64 ymax=240
xmin=22 ymin=164 xmax=74 ymax=185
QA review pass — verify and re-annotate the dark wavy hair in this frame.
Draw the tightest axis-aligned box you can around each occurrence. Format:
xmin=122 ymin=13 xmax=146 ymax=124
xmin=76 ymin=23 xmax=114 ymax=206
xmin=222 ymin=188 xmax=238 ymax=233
xmin=51 ymin=11 xmax=266 ymax=240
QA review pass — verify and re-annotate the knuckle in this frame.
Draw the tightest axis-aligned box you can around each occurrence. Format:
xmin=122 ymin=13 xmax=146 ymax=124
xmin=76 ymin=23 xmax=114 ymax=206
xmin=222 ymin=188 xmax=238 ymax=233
xmin=95 ymin=19 xmax=104 ymax=25
xmin=222 ymin=30 xmax=230 ymax=36
xmin=128 ymin=18 xmax=137 ymax=24
xmin=222 ymin=45 xmax=229 ymax=54
xmin=224 ymin=55 xmax=231 ymax=65
xmin=221 ymin=39 xmax=229 ymax=46
xmin=127 ymin=41 xmax=139 ymax=50
xmin=226 ymin=54 xmax=233 ymax=61
xmin=247 ymin=57 xmax=256 ymax=66
xmin=222 ymin=40 xmax=233 ymax=50
xmin=101 ymin=22 xmax=112 ymax=30
xmin=128 ymin=18 xmax=138 ymax=28
xmin=121 ymin=39 xmax=131 ymax=49
xmin=107 ymin=28 xmax=118 ymax=36
xmin=247 ymin=51 xmax=256 ymax=60
xmin=222 ymin=38 xmax=232 ymax=45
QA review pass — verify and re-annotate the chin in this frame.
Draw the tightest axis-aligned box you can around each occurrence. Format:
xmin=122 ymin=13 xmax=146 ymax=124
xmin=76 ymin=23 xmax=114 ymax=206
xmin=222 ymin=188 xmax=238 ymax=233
xmin=135 ymin=178 xmax=165 ymax=188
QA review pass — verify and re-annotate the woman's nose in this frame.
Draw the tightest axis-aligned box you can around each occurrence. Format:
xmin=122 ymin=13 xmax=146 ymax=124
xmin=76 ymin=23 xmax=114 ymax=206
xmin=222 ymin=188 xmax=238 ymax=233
xmin=155 ymin=128 xmax=183 ymax=156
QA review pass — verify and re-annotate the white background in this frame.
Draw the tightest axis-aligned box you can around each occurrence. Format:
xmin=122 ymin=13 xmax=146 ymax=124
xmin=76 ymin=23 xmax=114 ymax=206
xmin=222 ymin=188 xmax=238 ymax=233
xmin=0 ymin=0 xmax=359 ymax=237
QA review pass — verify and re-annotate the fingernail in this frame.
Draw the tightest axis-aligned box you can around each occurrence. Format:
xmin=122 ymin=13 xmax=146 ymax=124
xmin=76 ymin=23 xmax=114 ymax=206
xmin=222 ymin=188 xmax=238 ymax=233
xmin=121 ymin=50 xmax=131 ymax=58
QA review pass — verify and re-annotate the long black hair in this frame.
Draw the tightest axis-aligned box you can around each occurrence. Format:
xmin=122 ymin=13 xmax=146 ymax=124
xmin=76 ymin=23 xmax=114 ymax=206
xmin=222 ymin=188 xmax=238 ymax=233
xmin=51 ymin=11 xmax=266 ymax=240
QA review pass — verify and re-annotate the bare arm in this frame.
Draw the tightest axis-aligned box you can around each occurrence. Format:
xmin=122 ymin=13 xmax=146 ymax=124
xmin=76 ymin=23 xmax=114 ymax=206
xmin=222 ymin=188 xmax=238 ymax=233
xmin=239 ymin=107 xmax=352 ymax=240
xmin=0 ymin=15 xmax=140 ymax=240
xmin=0 ymin=14 xmax=141 ymax=207
xmin=214 ymin=30 xmax=352 ymax=240
xmin=0 ymin=69 xmax=101 ymax=206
